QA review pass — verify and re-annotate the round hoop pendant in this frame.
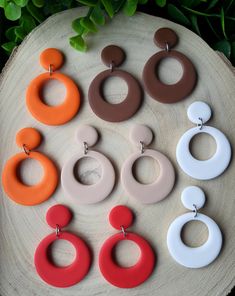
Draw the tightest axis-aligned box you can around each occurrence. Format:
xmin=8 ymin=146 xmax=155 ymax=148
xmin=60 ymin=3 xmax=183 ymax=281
xmin=121 ymin=149 xmax=175 ymax=204
xmin=167 ymin=212 xmax=222 ymax=268
xmin=99 ymin=232 xmax=155 ymax=288
xmin=26 ymin=72 xmax=80 ymax=125
xmin=34 ymin=231 xmax=91 ymax=287
xmin=61 ymin=150 xmax=115 ymax=204
xmin=2 ymin=151 xmax=58 ymax=205
xmin=88 ymin=69 xmax=142 ymax=122
xmin=143 ymin=50 xmax=197 ymax=103
xmin=176 ymin=126 xmax=231 ymax=180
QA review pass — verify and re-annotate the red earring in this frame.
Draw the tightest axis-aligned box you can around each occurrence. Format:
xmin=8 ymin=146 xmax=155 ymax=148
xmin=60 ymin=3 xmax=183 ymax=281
xmin=34 ymin=205 xmax=91 ymax=288
xmin=99 ymin=205 xmax=155 ymax=288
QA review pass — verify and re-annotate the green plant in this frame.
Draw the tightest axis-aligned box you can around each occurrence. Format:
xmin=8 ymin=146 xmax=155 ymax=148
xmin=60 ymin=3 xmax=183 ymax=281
xmin=0 ymin=0 xmax=235 ymax=65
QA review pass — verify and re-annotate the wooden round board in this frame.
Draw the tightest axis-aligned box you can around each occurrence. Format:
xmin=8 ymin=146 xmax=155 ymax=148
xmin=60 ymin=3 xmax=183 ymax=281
xmin=0 ymin=7 xmax=235 ymax=296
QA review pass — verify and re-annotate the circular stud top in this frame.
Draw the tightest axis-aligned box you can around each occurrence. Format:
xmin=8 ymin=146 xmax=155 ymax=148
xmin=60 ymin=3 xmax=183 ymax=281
xmin=130 ymin=124 xmax=153 ymax=147
xmin=75 ymin=125 xmax=98 ymax=147
xmin=109 ymin=205 xmax=134 ymax=230
xmin=187 ymin=101 xmax=212 ymax=124
xmin=181 ymin=186 xmax=206 ymax=210
xmin=16 ymin=127 xmax=42 ymax=150
xmin=154 ymin=28 xmax=178 ymax=49
xmin=40 ymin=48 xmax=64 ymax=71
xmin=101 ymin=45 xmax=126 ymax=67
xmin=46 ymin=204 xmax=72 ymax=229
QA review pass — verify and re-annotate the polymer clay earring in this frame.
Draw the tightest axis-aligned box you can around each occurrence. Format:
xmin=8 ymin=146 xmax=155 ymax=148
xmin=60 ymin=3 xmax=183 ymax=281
xmin=99 ymin=205 xmax=155 ymax=288
xmin=26 ymin=48 xmax=80 ymax=125
xmin=2 ymin=128 xmax=58 ymax=205
xmin=121 ymin=124 xmax=175 ymax=204
xmin=61 ymin=125 xmax=115 ymax=204
xmin=176 ymin=101 xmax=231 ymax=180
xmin=88 ymin=45 xmax=142 ymax=122
xmin=167 ymin=186 xmax=222 ymax=268
xmin=143 ymin=28 xmax=197 ymax=103
xmin=34 ymin=204 xmax=91 ymax=287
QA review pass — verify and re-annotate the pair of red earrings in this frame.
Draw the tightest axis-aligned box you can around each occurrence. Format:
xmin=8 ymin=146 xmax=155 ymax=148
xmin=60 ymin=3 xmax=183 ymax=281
xmin=35 ymin=204 xmax=155 ymax=288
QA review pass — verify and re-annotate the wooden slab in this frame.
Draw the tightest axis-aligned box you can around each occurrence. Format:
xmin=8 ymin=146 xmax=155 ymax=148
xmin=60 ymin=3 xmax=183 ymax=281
xmin=0 ymin=7 xmax=235 ymax=296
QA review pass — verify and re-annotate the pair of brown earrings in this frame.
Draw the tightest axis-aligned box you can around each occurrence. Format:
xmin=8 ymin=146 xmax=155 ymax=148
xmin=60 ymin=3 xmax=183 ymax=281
xmin=88 ymin=27 xmax=197 ymax=122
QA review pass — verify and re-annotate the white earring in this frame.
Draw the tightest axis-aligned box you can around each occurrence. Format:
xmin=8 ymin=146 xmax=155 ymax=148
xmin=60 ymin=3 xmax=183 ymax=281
xmin=121 ymin=124 xmax=175 ymax=204
xmin=61 ymin=125 xmax=115 ymax=204
xmin=167 ymin=186 xmax=222 ymax=268
xmin=176 ymin=101 xmax=231 ymax=180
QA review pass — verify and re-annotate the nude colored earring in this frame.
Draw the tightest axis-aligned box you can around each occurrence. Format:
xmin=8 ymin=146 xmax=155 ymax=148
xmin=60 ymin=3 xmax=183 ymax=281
xmin=176 ymin=101 xmax=231 ymax=180
xmin=121 ymin=124 xmax=175 ymax=204
xmin=88 ymin=45 xmax=142 ymax=122
xmin=26 ymin=48 xmax=81 ymax=125
xmin=99 ymin=205 xmax=155 ymax=288
xmin=143 ymin=28 xmax=197 ymax=103
xmin=167 ymin=186 xmax=222 ymax=268
xmin=34 ymin=204 xmax=91 ymax=287
xmin=61 ymin=125 xmax=115 ymax=204
xmin=2 ymin=128 xmax=58 ymax=205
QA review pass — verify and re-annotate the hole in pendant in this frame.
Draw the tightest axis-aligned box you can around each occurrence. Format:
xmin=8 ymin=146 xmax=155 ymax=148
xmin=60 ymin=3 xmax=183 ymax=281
xmin=132 ymin=156 xmax=160 ymax=184
xmin=48 ymin=239 xmax=76 ymax=267
xmin=156 ymin=57 xmax=183 ymax=85
xmin=190 ymin=133 xmax=216 ymax=160
xmin=113 ymin=240 xmax=140 ymax=267
xmin=18 ymin=158 xmax=43 ymax=185
xmin=74 ymin=157 xmax=101 ymax=185
xmin=181 ymin=220 xmax=208 ymax=247
xmin=102 ymin=76 xmax=128 ymax=104
xmin=41 ymin=79 xmax=66 ymax=106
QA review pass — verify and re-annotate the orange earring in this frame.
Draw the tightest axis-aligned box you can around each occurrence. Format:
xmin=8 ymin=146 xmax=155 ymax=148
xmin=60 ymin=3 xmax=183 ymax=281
xmin=2 ymin=128 xmax=58 ymax=206
xmin=26 ymin=48 xmax=81 ymax=125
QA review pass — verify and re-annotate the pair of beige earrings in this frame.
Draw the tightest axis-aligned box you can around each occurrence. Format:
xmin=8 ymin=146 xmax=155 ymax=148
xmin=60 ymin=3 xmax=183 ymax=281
xmin=61 ymin=124 xmax=175 ymax=204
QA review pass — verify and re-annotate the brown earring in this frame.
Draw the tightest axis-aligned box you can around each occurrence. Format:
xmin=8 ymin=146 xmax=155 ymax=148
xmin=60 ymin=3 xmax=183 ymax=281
xmin=88 ymin=45 xmax=142 ymax=122
xmin=143 ymin=28 xmax=197 ymax=104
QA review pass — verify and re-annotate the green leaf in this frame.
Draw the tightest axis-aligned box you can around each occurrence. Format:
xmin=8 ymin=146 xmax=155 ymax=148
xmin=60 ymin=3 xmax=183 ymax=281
xmin=123 ymin=0 xmax=138 ymax=16
xmin=32 ymin=0 xmax=45 ymax=8
xmin=14 ymin=26 xmax=26 ymax=40
xmin=77 ymin=0 xmax=97 ymax=6
xmin=80 ymin=16 xmax=97 ymax=32
xmin=90 ymin=5 xmax=105 ymax=25
xmin=190 ymin=15 xmax=201 ymax=36
xmin=180 ymin=0 xmax=201 ymax=7
xmin=1 ymin=41 xmax=17 ymax=53
xmin=138 ymin=0 xmax=148 ymax=3
xmin=213 ymin=40 xmax=231 ymax=59
xmin=20 ymin=14 xmax=37 ymax=33
xmin=167 ymin=4 xmax=191 ymax=26
xmin=26 ymin=1 xmax=44 ymax=22
xmin=72 ymin=17 xmax=84 ymax=34
xmin=13 ymin=0 xmax=28 ymax=7
xmin=0 ymin=0 xmax=6 ymax=8
xmin=101 ymin=0 xmax=114 ymax=18
xmin=207 ymin=0 xmax=219 ymax=10
xmin=5 ymin=2 xmax=21 ymax=20
xmin=70 ymin=35 xmax=87 ymax=52
xmin=220 ymin=7 xmax=227 ymax=39
xmin=5 ymin=26 xmax=18 ymax=41
xmin=231 ymin=41 xmax=235 ymax=66
xmin=155 ymin=0 xmax=166 ymax=8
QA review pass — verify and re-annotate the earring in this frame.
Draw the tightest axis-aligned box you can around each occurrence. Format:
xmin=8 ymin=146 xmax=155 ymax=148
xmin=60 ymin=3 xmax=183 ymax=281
xmin=99 ymin=205 xmax=155 ymax=288
xmin=176 ymin=101 xmax=231 ymax=180
xmin=26 ymin=48 xmax=81 ymax=125
xmin=2 ymin=128 xmax=58 ymax=205
xmin=61 ymin=125 xmax=115 ymax=204
xmin=143 ymin=28 xmax=197 ymax=103
xmin=34 ymin=204 xmax=91 ymax=287
xmin=88 ymin=45 xmax=142 ymax=122
xmin=121 ymin=124 xmax=175 ymax=204
xmin=167 ymin=186 xmax=222 ymax=268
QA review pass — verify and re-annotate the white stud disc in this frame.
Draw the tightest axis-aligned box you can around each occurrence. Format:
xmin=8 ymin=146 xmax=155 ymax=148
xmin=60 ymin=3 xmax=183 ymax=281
xmin=75 ymin=125 xmax=98 ymax=147
xmin=181 ymin=186 xmax=205 ymax=210
xmin=130 ymin=124 xmax=153 ymax=147
xmin=187 ymin=101 xmax=211 ymax=124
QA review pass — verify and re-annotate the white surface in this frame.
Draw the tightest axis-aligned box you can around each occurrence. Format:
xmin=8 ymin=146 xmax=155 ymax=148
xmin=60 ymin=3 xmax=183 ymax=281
xmin=181 ymin=186 xmax=205 ymax=210
xmin=75 ymin=125 xmax=98 ymax=147
xmin=187 ymin=101 xmax=212 ymax=124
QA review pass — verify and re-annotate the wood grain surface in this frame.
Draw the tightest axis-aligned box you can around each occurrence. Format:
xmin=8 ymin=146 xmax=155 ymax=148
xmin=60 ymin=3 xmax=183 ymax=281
xmin=0 ymin=7 xmax=235 ymax=296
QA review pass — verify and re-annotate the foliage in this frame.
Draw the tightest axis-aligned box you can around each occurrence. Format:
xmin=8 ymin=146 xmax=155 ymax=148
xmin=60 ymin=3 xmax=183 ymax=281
xmin=0 ymin=0 xmax=235 ymax=65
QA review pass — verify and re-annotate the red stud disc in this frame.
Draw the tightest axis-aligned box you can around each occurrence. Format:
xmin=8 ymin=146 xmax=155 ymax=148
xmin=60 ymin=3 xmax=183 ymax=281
xmin=109 ymin=205 xmax=133 ymax=230
xmin=46 ymin=204 xmax=72 ymax=229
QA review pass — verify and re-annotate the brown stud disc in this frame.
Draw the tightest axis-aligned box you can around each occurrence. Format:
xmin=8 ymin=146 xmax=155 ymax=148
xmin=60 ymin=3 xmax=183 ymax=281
xmin=154 ymin=28 xmax=178 ymax=49
xmin=101 ymin=45 xmax=126 ymax=67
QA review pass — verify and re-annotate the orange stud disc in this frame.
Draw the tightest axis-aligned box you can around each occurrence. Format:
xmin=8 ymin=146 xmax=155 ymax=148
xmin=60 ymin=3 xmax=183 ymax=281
xmin=16 ymin=128 xmax=42 ymax=150
xmin=40 ymin=48 xmax=64 ymax=71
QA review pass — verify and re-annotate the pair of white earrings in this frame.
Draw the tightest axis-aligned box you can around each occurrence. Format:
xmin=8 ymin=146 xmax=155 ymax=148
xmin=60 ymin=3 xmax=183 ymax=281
xmin=61 ymin=124 xmax=175 ymax=204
